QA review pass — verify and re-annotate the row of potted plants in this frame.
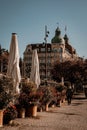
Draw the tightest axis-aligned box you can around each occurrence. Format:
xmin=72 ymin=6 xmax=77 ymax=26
xmin=0 ymin=75 xmax=67 ymax=127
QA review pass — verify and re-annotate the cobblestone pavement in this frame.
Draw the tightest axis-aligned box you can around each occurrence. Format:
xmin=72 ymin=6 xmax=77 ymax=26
xmin=1 ymin=93 xmax=87 ymax=130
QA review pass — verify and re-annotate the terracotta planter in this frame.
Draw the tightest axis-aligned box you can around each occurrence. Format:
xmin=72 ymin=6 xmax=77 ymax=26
xmin=57 ymin=100 xmax=61 ymax=107
xmin=26 ymin=105 xmax=37 ymax=117
xmin=18 ymin=108 xmax=25 ymax=118
xmin=0 ymin=110 xmax=3 ymax=127
xmin=61 ymin=96 xmax=66 ymax=103
xmin=40 ymin=107 xmax=42 ymax=112
xmin=45 ymin=104 xmax=49 ymax=111
xmin=51 ymin=104 xmax=55 ymax=108
xmin=37 ymin=107 xmax=42 ymax=112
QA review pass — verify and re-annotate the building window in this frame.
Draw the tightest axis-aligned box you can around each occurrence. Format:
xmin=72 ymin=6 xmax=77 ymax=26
xmin=47 ymin=59 xmax=51 ymax=63
xmin=41 ymin=48 xmax=45 ymax=52
xmin=40 ymin=59 xmax=45 ymax=63
xmin=27 ymin=48 xmax=30 ymax=52
xmin=53 ymin=48 xmax=57 ymax=52
xmin=48 ymin=48 xmax=51 ymax=52
xmin=58 ymin=48 xmax=63 ymax=53
xmin=37 ymin=44 xmax=39 ymax=47
xmin=37 ymin=48 xmax=39 ymax=52
xmin=47 ymin=71 xmax=50 ymax=76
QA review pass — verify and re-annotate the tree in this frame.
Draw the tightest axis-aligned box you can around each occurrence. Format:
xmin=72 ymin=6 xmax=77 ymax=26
xmin=51 ymin=60 xmax=73 ymax=82
xmin=51 ymin=59 xmax=87 ymax=86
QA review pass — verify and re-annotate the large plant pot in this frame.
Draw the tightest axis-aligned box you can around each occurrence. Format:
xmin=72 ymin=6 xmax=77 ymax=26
xmin=57 ymin=99 xmax=61 ymax=107
xmin=17 ymin=108 xmax=25 ymax=118
xmin=45 ymin=104 xmax=49 ymax=111
xmin=0 ymin=110 xmax=3 ymax=127
xmin=61 ymin=95 xmax=66 ymax=103
xmin=84 ymin=87 xmax=87 ymax=98
xmin=26 ymin=105 xmax=37 ymax=117
xmin=51 ymin=104 xmax=55 ymax=108
xmin=61 ymin=89 xmax=66 ymax=103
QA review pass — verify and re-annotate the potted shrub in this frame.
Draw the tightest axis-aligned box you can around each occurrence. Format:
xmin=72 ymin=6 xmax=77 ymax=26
xmin=3 ymin=104 xmax=17 ymax=124
xmin=41 ymin=86 xmax=54 ymax=111
xmin=20 ymin=81 xmax=37 ymax=94
xmin=17 ymin=81 xmax=39 ymax=117
xmin=15 ymin=93 xmax=28 ymax=118
xmin=0 ymin=74 xmax=13 ymax=127
xmin=49 ymin=86 xmax=58 ymax=108
xmin=55 ymin=83 xmax=66 ymax=106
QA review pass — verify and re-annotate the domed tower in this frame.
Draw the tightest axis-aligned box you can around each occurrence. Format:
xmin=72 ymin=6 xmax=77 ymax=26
xmin=51 ymin=27 xmax=62 ymax=43
xmin=64 ymin=34 xmax=69 ymax=44
xmin=51 ymin=27 xmax=65 ymax=62
xmin=63 ymin=27 xmax=77 ymax=59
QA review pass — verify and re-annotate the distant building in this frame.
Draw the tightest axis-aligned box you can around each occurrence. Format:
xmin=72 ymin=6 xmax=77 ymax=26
xmin=0 ymin=45 xmax=9 ymax=74
xmin=23 ymin=27 xmax=78 ymax=80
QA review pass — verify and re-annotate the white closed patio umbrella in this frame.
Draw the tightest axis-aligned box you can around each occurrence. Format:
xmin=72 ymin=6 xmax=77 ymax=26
xmin=30 ymin=49 xmax=40 ymax=88
xmin=7 ymin=33 xmax=21 ymax=94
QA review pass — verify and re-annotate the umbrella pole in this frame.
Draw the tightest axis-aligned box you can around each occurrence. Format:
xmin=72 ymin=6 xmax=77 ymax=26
xmin=12 ymin=80 xmax=20 ymax=104
xmin=13 ymin=80 xmax=20 ymax=94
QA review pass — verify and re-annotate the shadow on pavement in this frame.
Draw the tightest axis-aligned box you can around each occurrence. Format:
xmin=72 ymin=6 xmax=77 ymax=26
xmin=47 ymin=110 xmax=79 ymax=116
xmin=72 ymin=102 xmax=83 ymax=106
xmin=73 ymin=97 xmax=86 ymax=100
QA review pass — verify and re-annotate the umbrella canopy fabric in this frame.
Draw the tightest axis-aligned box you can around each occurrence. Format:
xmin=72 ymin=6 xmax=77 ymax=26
xmin=7 ymin=33 xmax=21 ymax=94
xmin=30 ymin=49 xmax=40 ymax=88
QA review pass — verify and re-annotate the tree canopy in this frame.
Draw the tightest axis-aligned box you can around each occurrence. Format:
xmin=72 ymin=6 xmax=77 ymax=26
xmin=51 ymin=59 xmax=87 ymax=85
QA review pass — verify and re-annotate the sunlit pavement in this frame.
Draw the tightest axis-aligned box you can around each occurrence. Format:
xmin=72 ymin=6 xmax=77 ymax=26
xmin=1 ymin=93 xmax=87 ymax=130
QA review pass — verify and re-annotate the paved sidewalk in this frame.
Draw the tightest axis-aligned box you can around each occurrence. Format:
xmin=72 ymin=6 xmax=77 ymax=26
xmin=1 ymin=93 xmax=87 ymax=130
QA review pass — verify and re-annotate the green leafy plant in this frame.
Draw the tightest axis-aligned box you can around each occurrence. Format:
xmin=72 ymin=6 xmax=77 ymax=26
xmin=41 ymin=86 xmax=54 ymax=105
xmin=3 ymin=104 xmax=17 ymax=124
xmin=17 ymin=81 xmax=39 ymax=108
xmin=55 ymin=83 xmax=64 ymax=92
xmin=20 ymin=81 xmax=37 ymax=94
xmin=0 ymin=75 xmax=13 ymax=109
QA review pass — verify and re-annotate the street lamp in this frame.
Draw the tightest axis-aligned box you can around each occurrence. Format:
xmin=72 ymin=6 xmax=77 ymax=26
xmin=44 ymin=25 xmax=49 ymax=80
xmin=60 ymin=47 xmax=64 ymax=85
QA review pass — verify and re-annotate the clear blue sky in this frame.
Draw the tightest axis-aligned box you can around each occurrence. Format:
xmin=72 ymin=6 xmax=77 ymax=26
xmin=0 ymin=0 xmax=87 ymax=58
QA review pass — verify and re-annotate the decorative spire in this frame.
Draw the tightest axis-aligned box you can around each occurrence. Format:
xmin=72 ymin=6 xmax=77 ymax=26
xmin=64 ymin=25 xmax=69 ymax=43
xmin=55 ymin=22 xmax=61 ymax=36
xmin=51 ymin=24 xmax=62 ymax=43
xmin=65 ymin=25 xmax=67 ymax=34
xmin=55 ymin=27 xmax=61 ymax=36
xmin=57 ymin=22 xmax=59 ymax=27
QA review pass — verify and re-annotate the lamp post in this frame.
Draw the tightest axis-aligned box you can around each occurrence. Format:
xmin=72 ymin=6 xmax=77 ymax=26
xmin=44 ymin=25 xmax=49 ymax=80
xmin=60 ymin=47 xmax=64 ymax=85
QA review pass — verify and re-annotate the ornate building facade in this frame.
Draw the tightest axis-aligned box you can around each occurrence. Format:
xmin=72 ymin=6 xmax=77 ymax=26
xmin=23 ymin=27 xmax=78 ymax=80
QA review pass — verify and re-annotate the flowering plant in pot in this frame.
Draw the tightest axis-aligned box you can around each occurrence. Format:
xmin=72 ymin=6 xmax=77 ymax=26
xmin=41 ymin=86 xmax=54 ymax=111
xmin=0 ymin=75 xmax=13 ymax=109
xmin=16 ymin=81 xmax=39 ymax=117
xmin=15 ymin=92 xmax=29 ymax=118
xmin=55 ymin=83 xmax=67 ymax=106
xmin=0 ymin=74 xmax=13 ymax=127
xmin=20 ymin=81 xmax=37 ymax=94
xmin=55 ymin=83 xmax=64 ymax=92
xmin=3 ymin=104 xmax=17 ymax=124
xmin=0 ymin=92 xmax=12 ymax=110
xmin=17 ymin=81 xmax=37 ymax=107
xmin=25 ymin=92 xmax=41 ymax=117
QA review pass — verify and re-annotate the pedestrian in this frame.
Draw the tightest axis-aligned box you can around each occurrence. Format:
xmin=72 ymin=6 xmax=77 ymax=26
xmin=66 ymin=86 xmax=73 ymax=105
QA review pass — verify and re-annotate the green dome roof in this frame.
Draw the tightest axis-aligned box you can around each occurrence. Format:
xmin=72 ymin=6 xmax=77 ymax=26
xmin=51 ymin=27 xmax=62 ymax=43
